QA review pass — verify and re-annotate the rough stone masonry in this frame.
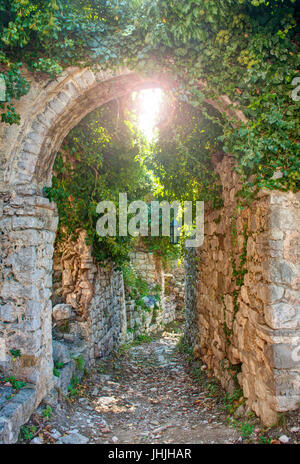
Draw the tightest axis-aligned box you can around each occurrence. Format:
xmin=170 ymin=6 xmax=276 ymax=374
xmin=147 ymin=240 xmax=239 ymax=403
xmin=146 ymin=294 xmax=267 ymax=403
xmin=51 ymin=231 xmax=178 ymax=367
xmin=185 ymin=155 xmax=300 ymax=425
xmin=0 ymin=66 xmax=299 ymax=436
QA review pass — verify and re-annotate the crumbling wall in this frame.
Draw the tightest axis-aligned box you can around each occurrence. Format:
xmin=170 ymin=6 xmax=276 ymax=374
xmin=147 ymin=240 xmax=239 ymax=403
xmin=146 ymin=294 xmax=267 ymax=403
xmin=129 ymin=249 xmax=163 ymax=288
xmin=52 ymin=230 xmax=127 ymax=365
xmin=189 ymin=155 xmax=300 ymax=426
xmin=52 ymin=235 xmax=180 ymax=362
xmin=128 ymin=248 xmax=182 ymax=332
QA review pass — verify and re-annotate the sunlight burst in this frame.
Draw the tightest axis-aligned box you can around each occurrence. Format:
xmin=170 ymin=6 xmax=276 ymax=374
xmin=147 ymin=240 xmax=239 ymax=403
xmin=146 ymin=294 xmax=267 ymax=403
xmin=136 ymin=88 xmax=163 ymax=141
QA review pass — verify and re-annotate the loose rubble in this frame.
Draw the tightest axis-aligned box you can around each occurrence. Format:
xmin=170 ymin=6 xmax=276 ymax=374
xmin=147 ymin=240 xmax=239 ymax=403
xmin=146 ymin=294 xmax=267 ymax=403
xmin=17 ymin=327 xmax=300 ymax=445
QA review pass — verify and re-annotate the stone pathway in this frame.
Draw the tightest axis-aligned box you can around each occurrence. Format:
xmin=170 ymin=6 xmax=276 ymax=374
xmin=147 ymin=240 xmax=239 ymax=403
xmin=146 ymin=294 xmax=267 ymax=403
xmin=20 ymin=330 xmax=241 ymax=444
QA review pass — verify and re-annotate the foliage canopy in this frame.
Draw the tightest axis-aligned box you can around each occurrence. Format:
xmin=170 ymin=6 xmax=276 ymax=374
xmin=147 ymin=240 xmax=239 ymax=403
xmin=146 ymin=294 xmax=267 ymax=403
xmin=1 ymin=0 xmax=299 ymax=194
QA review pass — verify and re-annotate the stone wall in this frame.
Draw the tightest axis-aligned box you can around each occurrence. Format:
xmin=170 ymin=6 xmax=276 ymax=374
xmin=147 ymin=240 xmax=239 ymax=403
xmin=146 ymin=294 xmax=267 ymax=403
xmin=268 ymin=191 xmax=300 ymax=414
xmin=0 ymin=64 xmax=299 ymax=437
xmin=184 ymin=248 xmax=198 ymax=346
xmin=128 ymin=248 xmax=182 ymax=333
xmin=51 ymin=235 xmax=179 ymax=362
xmin=129 ymin=249 xmax=163 ymax=288
xmin=52 ymin=230 xmax=127 ymax=367
xmin=0 ymin=189 xmax=58 ymax=405
xmin=188 ymin=155 xmax=300 ymax=426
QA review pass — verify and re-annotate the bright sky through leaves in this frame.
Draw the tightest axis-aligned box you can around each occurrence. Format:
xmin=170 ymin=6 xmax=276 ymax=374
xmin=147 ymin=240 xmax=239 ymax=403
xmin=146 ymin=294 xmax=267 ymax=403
xmin=136 ymin=88 xmax=163 ymax=141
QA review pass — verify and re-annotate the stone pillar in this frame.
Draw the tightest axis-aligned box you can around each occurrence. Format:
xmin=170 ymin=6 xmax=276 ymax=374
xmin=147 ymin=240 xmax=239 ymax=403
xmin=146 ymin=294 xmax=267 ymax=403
xmin=0 ymin=188 xmax=58 ymax=405
xmin=267 ymin=191 xmax=300 ymax=414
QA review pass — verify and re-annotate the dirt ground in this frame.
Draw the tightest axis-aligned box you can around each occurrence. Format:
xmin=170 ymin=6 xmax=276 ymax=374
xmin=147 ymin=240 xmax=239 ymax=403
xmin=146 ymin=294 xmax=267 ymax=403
xmin=18 ymin=326 xmax=300 ymax=445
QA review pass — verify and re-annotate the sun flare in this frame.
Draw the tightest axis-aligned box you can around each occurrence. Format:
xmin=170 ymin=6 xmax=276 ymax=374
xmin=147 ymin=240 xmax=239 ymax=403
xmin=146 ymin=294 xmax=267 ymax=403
xmin=135 ymin=88 xmax=163 ymax=141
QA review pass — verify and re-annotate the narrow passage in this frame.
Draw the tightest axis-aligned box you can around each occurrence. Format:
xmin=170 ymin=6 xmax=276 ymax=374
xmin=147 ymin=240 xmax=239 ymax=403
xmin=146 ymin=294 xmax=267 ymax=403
xmin=21 ymin=328 xmax=239 ymax=444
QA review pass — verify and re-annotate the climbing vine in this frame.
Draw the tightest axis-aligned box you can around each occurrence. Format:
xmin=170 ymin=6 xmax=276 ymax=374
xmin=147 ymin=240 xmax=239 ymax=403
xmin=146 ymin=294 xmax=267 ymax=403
xmin=147 ymin=100 xmax=224 ymax=208
xmin=46 ymin=99 xmax=181 ymax=267
xmin=46 ymin=100 xmax=153 ymax=266
xmin=1 ymin=0 xmax=299 ymax=195
xmin=222 ymin=217 xmax=249 ymax=348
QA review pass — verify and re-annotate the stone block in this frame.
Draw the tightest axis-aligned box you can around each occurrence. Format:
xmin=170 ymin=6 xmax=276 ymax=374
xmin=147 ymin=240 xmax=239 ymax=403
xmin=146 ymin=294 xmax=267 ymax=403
xmin=0 ymin=304 xmax=17 ymax=323
xmin=269 ymin=260 xmax=297 ymax=285
xmin=0 ymin=385 xmax=36 ymax=444
xmin=264 ymin=303 xmax=298 ymax=329
xmin=12 ymin=215 xmax=43 ymax=230
xmin=17 ymin=151 xmax=37 ymax=174
xmin=52 ymin=340 xmax=71 ymax=364
xmin=49 ymin=97 xmax=66 ymax=115
xmin=271 ymin=206 xmax=299 ymax=230
xmin=265 ymin=343 xmax=300 ymax=369
xmin=52 ymin=304 xmax=73 ymax=321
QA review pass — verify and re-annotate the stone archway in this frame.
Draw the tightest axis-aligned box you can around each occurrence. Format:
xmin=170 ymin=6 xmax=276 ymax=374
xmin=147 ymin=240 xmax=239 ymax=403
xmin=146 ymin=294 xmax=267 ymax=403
xmin=0 ymin=67 xmax=160 ymax=407
xmin=0 ymin=66 xmax=299 ymax=430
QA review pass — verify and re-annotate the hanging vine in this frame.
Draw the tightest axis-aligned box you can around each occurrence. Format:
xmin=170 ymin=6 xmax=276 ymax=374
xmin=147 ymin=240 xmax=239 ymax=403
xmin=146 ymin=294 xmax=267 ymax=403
xmin=1 ymin=0 xmax=299 ymax=196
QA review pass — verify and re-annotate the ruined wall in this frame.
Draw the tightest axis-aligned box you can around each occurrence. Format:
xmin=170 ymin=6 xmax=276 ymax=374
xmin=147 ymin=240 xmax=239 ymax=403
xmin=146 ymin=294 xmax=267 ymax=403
xmin=52 ymin=230 xmax=126 ymax=366
xmin=52 ymin=236 xmax=179 ymax=358
xmin=0 ymin=190 xmax=58 ymax=404
xmin=189 ymin=156 xmax=300 ymax=426
xmin=128 ymin=248 xmax=181 ymax=330
xmin=129 ymin=249 xmax=163 ymax=288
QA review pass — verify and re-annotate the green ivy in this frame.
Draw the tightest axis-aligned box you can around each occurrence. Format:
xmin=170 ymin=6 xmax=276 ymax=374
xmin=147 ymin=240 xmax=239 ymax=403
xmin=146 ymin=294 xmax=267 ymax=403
xmin=148 ymin=100 xmax=224 ymax=208
xmin=1 ymin=0 xmax=299 ymax=202
xmin=221 ymin=217 xmax=249 ymax=348
xmin=46 ymin=100 xmax=153 ymax=267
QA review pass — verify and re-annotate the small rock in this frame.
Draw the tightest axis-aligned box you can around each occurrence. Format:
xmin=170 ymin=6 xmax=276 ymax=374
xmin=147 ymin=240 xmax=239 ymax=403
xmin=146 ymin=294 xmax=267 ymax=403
xmin=58 ymin=432 xmax=89 ymax=444
xmin=290 ymin=427 xmax=300 ymax=433
xmin=101 ymin=427 xmax=111 ymax=434
xmin=99 ymin=374 xmax=111 ymax=382
xmin=234 ymin=405 xmax=245 ymax=418
xmin=92 ymin=387 xmax=99 ymax=396
xmin=31 ymin=437 xmax=44 ymax=444
xmin=111 ymin=436 xmax=119 ymax=443
xmin=52 ymin=304 xmax=73 ymax=321
xmin=279 ymin=435 xmax=290 ymax=444
xmin=50 ymin=429 xmax=62 ymax=440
